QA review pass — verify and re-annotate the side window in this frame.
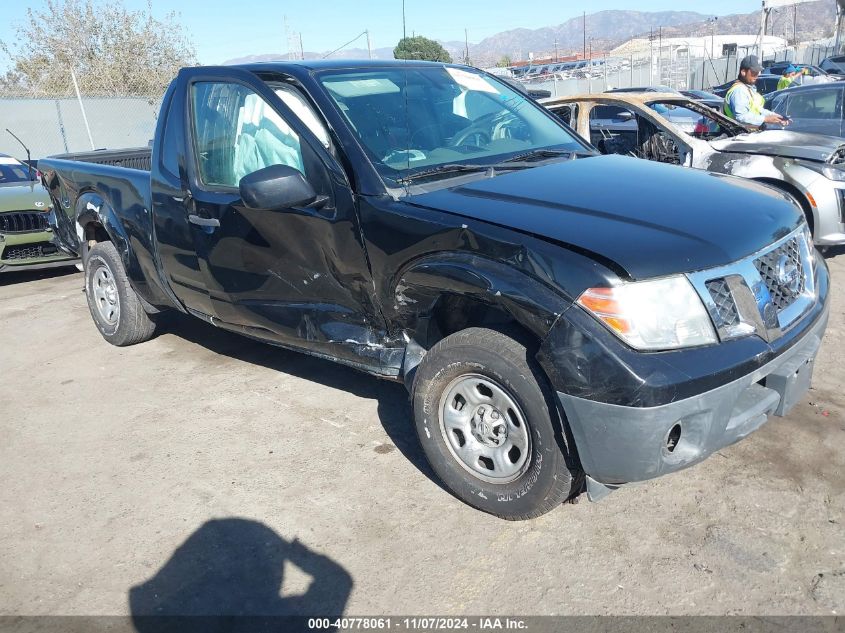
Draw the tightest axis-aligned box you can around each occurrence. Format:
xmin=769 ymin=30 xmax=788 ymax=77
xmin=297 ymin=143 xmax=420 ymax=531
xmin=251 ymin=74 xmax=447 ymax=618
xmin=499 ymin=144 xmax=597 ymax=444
xmin=555 ymin=104 xmax=578 ymax=126
xmin=769 ymin=93 xmax=789 ymax=115
xmin=190 ymin=81 xmax=304 ymax=189
xmin=590 ymin=105 xmax=630 ymax=122
xmin=273 ymin=84 xmax=331 ymax=149
xmin=786 ymin=88 xmax=842 ymax=120
xmin=159 ymin=98 xmax=181 ymax=179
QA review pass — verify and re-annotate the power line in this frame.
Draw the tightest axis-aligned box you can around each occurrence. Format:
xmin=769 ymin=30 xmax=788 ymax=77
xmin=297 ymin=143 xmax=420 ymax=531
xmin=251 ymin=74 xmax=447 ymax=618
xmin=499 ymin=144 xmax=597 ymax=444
xmin=322 ymin=30 xmax=370 ymax=59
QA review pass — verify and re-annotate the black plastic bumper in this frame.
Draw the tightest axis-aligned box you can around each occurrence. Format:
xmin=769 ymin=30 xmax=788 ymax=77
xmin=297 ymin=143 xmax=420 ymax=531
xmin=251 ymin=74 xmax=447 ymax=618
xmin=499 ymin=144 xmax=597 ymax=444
xmin=540 ymin=253 xmax=831 ymax=493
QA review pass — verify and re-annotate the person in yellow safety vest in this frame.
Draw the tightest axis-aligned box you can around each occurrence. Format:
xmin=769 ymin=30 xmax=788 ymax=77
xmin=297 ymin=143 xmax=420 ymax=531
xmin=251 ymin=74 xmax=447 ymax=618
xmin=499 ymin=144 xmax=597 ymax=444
xmin=777 ymin=65 xmax=801 ymax=91
xmin=723 ymin=55 xmax=790 ymax=128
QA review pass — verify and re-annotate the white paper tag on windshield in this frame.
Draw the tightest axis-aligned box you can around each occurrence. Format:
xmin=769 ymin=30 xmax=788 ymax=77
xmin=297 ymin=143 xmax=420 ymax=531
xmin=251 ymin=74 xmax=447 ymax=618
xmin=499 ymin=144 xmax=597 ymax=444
xmin=446 ymin=67 xmax=499 ymax=94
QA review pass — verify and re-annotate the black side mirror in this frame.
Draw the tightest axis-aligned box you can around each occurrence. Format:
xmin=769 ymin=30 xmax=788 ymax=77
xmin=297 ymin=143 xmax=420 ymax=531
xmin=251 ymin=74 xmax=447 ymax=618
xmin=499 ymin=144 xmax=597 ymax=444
xmin=239 ymin=164 xmax=317 ymax=209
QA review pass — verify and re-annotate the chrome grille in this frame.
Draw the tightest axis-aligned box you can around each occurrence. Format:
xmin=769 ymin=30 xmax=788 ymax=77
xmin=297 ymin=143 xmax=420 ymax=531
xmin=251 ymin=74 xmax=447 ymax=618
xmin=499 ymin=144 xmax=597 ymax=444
xmin=0 ymin=212 xmax=49 ymax=234
xmin=754 ymin=238 xmax=805 ymax=311
xmin=688 ymin=226 xmax=816 ymax=343
xmin=706 ymin=279 xmax=739 ymax=327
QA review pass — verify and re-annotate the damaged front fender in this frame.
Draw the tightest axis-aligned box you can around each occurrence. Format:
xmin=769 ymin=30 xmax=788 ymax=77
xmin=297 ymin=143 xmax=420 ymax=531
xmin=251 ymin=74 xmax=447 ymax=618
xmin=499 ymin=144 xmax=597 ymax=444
xmin=394 ymin=252 xmax=572 ymax=342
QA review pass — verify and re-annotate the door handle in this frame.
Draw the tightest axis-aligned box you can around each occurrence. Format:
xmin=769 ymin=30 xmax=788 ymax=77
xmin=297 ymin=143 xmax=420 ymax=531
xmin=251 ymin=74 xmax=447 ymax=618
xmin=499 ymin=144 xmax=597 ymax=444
xmin=188 ymin=214 xmax=220 ymax=228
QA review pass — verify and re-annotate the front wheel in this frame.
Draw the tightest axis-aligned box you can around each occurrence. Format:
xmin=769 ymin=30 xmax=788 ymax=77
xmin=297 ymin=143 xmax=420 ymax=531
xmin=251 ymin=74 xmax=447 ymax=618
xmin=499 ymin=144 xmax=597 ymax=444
xmin=412 ymin=327 xmax=581 ymax=519
xmin=85 ymin=241 xmax=157 ymax=346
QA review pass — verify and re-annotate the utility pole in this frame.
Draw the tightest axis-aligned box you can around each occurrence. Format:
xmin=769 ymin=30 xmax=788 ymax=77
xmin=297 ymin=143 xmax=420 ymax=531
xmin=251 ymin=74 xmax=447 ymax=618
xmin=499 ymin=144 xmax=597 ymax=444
xmin=554 ymin=38 xmax=558 ymax=62
xmin=711 ymin=17 xmax=716 ymax=58
xmin=402 ymin=0 xmax=407 ymax=40
xmin=299 ymin=32 xmax=305 ymax=60
xmin=366 ymin=29 xmax=372 ymax=59
xmin=284 ymin=15 xmax=291 ymax=60
xmin=650 ymin=28 xmax=654 ymax=84
xmin=465 ymin=28 xmax=470 ymax=65
xmin=583 ymin=12 xmax=586 ymax=60
xmin=658 ymin=26 xmax=663 ymax=84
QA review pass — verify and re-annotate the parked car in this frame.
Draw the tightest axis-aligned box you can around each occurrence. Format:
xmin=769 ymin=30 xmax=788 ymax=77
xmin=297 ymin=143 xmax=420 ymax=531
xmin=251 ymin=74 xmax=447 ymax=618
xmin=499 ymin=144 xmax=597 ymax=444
xmin=679 ymin=89 xmax=723 ymax=111
xmin=606 ymin=85 xmax=677 ymax=93
xmin=0 ymin=153 xmax=77 ymax=272
xmin=819 ymin=55 xmax=845 ymax=77
xmin=762 ymin=63 xmax=832 ymax=78
xmin=40 ymin=61 xmax=829 ymax=519
xmin=764 ymin=82 xmax=845 ymax=137
xmin=711 ymin=75 xmax=782 ymax=97
xmin=583 ymin=101 xmax=701 ymax=135
xmin=500 ymin=76 xmax=552 ymax=100
xmin=544 ymin=92 xmax=845 ymax=248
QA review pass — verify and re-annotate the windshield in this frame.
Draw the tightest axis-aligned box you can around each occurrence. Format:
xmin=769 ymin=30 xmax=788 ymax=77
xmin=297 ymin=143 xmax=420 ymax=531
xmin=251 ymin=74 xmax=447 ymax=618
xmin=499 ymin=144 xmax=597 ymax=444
xmin=0 ymin=158 xmax=35 ymax=184
xmin=317 ymin=66 xmax=588 ymax=185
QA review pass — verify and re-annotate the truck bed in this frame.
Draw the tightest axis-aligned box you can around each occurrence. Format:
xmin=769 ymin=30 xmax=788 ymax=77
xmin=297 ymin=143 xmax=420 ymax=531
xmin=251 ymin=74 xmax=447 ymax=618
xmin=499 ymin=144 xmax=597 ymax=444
xmin=48 ymin=147 xmax=151 ymax=172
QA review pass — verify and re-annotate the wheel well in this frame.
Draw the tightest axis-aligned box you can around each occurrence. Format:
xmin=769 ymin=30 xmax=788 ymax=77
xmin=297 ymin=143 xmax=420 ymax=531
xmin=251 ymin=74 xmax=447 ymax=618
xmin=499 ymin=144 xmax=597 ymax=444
xmin=81 ymin=220 xmax=110 ymax=245
xmin=422 ymin=294 xmax=537 ymax=351
xmin=752 ymin=177 xmax=815 ymax=235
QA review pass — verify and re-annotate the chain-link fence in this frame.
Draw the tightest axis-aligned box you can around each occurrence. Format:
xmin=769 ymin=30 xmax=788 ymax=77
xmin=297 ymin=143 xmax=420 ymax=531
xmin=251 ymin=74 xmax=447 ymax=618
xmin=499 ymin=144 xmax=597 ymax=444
xmin=1 ymin=65 xmax=165 ymax=159
xmin=517 ymin=40 xmax=841 ymax=97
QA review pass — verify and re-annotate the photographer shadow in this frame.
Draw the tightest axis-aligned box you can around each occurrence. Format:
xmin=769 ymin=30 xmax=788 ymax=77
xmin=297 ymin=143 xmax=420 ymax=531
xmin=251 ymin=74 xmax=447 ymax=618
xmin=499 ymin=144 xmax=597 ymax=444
xmin=130 ymin=518 xmax=352 ymax=632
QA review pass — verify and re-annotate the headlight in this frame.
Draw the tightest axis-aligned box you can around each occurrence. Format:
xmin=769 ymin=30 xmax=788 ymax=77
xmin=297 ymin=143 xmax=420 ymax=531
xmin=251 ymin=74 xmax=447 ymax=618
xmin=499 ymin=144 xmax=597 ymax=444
xmin=821 ymin=165 xmax=845 ymax=181
xmin=577 ymin=276 xmax=717 ymax=351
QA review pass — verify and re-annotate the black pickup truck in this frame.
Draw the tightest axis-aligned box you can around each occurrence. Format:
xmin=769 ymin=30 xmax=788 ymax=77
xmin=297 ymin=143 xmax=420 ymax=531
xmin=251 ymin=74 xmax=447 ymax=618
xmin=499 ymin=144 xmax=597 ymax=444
xmin=41 ymin=60 xmax=829 ymax=519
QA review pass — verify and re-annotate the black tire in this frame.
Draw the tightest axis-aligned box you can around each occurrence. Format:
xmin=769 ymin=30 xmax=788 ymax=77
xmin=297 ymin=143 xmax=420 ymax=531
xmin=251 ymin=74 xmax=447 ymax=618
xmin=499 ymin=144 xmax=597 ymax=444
xmin=412 ymin=327 xmax=580 ymax=520
xmin=84 ymin=241 xmax=156 ymax=346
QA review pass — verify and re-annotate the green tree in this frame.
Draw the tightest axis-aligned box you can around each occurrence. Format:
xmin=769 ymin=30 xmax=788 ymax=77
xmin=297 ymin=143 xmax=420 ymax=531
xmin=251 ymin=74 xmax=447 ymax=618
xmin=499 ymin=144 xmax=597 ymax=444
xmin=0 ymin=0 xmax=196 ymax=97
xmin=497 ymin=55 xmax=512 ymax=68
xmin=393 ymin=36 xmax=452 ymax=63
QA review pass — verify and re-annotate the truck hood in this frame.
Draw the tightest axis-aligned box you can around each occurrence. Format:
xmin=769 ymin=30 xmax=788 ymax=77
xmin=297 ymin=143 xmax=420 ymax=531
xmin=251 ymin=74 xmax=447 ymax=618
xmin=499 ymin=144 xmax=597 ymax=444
xmin=709 ymin=130 xmax=845 ymax=163
xmin=0 ymin=181 xmax=52 ymax=211
xmin=408 ymin=154 xmax=802 ymax=280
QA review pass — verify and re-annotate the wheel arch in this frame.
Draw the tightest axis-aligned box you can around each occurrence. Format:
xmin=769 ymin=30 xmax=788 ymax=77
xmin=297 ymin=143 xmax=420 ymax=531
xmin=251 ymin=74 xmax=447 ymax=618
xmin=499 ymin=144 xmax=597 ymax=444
xmin=392 ymin=252 xmax=572 ymax=385
xmin=74 ymin=191 xmax=141 ymax=273
xmin=751 ymin=177 xmax=816 ymax=235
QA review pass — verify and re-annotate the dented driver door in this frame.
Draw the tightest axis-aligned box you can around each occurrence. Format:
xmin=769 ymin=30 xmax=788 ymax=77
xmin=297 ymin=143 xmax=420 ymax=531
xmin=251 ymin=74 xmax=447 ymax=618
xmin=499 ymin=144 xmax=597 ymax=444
xmin=181 ymin=67 xmax=386 ymax=359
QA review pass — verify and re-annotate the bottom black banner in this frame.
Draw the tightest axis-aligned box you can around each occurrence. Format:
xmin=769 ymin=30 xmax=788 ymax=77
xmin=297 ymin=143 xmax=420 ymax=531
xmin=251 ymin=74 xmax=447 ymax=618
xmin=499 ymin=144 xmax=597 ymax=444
xmin=0 ymin=616 xmax=842 ymax=633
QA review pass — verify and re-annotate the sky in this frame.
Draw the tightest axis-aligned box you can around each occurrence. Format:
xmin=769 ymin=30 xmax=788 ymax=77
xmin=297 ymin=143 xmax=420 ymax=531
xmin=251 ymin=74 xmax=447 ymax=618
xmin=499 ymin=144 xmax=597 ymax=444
xmin=0 ymin=0 xmax=767 ymax=67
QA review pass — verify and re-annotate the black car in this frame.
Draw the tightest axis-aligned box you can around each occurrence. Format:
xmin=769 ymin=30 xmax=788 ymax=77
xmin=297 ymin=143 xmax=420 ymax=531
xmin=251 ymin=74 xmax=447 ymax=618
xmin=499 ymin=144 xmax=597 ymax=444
xmin=820 ymin=55 xmax=845 ymax=77
xmin=679 ymin=89 xmax=723 ymax=111
xmin=711 ymin=75 xmax=781 ymax=98
xmin=605 ymin=85 xmax=676 ymax=94
xmin=765 ymin=82 xmax=845 ymax=137
xmin=37 ymin=60 xmax=829 ymax=519
xmin=762 ymin=62 xmax=830 ymax=78
xmin=500 ymin=76 xmax=551 ymax=100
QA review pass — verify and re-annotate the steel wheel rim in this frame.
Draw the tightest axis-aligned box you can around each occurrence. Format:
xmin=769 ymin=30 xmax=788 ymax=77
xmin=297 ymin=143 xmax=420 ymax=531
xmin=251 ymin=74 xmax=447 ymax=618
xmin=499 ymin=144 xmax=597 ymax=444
xmin=438 ymin=373 xmax=531 ymax=484
xmin=91 ymin=262 xmax=120 ymax=326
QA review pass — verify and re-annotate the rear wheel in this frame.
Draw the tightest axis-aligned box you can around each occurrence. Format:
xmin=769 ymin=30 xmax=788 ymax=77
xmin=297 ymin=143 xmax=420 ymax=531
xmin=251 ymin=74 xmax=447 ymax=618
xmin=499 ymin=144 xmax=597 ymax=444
xmin=85 ymin=241 xmax=156 ymax=346
xmin=412 ymin=327 xmax=580 ymax=519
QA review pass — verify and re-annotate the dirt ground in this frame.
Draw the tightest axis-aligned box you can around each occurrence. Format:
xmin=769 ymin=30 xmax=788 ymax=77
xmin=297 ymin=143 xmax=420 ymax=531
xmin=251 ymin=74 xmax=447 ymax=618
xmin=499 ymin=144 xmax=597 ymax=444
xmin=0 ymin=249 xmax=843 ymax=618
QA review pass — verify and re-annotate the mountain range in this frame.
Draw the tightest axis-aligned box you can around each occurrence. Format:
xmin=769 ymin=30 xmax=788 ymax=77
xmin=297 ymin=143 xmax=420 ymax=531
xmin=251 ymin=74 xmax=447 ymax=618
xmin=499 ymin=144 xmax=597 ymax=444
xmin=223 ymin=1 xmax=835 ymax=68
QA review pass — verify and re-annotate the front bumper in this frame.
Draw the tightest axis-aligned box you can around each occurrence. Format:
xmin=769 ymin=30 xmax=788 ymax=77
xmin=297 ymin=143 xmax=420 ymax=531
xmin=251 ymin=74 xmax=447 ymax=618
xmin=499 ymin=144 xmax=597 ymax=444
xmin=0 ymin=230 xmax=77 ymax=272
xmin=807 ymin=178 xmax=845 ymax=247
xmin=557 ymin=301 xmax=827 ymax=491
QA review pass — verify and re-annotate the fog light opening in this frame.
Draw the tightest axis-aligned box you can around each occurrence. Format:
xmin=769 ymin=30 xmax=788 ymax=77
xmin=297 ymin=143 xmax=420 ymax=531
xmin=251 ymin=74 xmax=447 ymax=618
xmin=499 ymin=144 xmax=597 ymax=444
xmin=666 ymin=424 xmax=682 ymax=454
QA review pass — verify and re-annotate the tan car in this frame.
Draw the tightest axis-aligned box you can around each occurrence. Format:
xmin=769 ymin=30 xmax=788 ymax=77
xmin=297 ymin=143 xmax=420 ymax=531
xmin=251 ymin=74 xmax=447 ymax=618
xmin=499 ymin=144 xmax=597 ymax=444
xmin=543 ymin=92 xmax=845 ymax=248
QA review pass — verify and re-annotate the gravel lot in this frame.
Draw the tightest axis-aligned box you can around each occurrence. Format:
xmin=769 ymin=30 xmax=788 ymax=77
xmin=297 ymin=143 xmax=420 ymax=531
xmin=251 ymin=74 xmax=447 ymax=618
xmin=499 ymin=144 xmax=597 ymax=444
xmin=1 ymin=249 xmax=843 ymax=617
